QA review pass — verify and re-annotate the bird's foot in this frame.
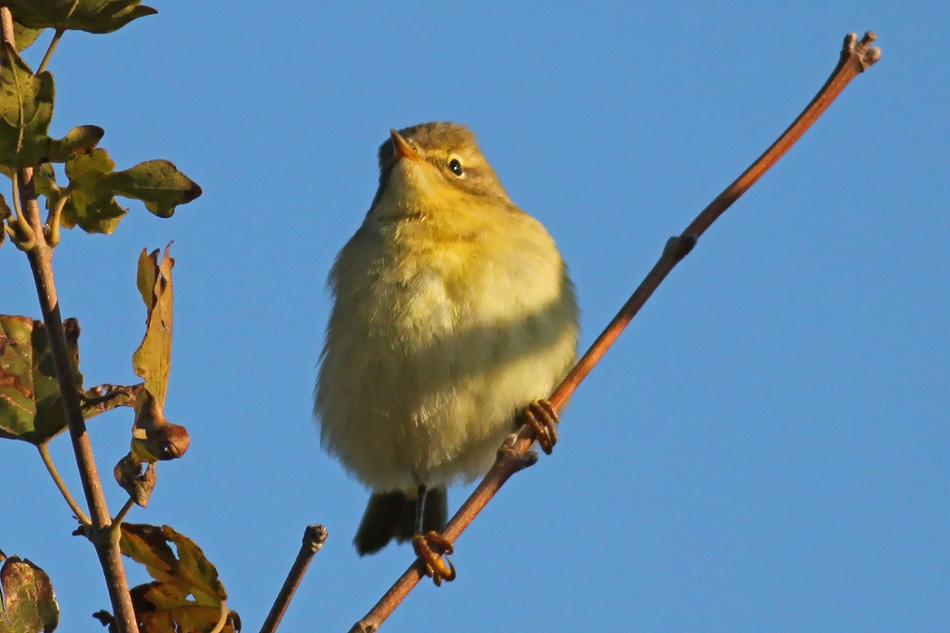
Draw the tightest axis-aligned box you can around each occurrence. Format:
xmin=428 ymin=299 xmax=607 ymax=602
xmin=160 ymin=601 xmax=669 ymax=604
xmin=520 ymin=399 xmax=559 ymax=455
xmin=412 ymin=531 xmax=456 ymax=586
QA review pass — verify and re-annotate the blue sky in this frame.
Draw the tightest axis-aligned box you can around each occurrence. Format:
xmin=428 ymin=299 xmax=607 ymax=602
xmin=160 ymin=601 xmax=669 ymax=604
xmin=2 ymin=2 xmax=948 ymax=632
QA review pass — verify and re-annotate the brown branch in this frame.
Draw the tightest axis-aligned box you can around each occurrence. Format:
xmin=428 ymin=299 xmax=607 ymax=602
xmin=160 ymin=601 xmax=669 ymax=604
xmin=0 ymin=9 xmax=141 ymax=633
xmin=350 ymin=31 xmax=882 ymax=633
xmin=260 ymin=525 xmax=328 ymax=633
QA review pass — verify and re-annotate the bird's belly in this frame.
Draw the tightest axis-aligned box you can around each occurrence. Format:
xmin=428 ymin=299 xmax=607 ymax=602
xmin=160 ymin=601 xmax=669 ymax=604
xmin=317 ymin=262 xmax=576 ymax=492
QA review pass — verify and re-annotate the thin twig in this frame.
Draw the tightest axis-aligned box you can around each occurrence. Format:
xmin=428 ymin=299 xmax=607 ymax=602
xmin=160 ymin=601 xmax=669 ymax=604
xmin=1 ymin=9 xmax=141 ymax=633
xmin=0 ymin=7 xmax=12 ymax=49
xmin=112 ymin=498 xmax=136 ymax=527
xmin=260 ymin=525 xmax=329 ymax=633
xmin=36 ymin=28 xmax=64 ymax=75
xmin=37 ymin=441 xmax=92 ymax=525
xmin=350 ymin=31 xmax=882 ymax=633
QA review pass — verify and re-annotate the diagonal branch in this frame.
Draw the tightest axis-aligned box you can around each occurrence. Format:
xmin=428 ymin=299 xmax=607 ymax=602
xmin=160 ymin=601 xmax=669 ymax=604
xmin=260 ymin=525 xmax=329 ymax=633
xmin=350 ymin=31 xmax=881 ymax=633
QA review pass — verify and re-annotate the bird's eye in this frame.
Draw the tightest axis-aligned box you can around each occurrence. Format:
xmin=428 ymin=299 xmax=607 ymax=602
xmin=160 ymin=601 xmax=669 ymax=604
xmin=448 ymin=158 xmax=464 ymax=177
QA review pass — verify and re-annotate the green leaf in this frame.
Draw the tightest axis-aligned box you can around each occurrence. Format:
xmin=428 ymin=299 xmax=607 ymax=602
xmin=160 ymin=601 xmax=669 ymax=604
xmin=106 ymin=160 xmax=202 ymax=218
xmin=47 ymin=125 xmax=104 ymax=162
xmin=132 ymin=245 xmax=174 ymax=406
xmin=0 ymin=316 xmax=83 ymax=445
xmin=0 ymin=45 xmax=54 ymax=168
xmin=0 ymin=163 xmax=56 ymax=196
xmin=120 ymin=524 xmax=239 ymax=633
xmin=0 ymin=192 xmax=10 ymax=220
xmin=2 ymin=0 xmax=157 ymax=34
xmin=0 ymin=191 xmax=9 ymax=248
xmin=12 ymin=23 xmax=44 ymax=52
xmin=0 ymin=556 xmax=60 ymax=633
xmin=61 ymin=148 xmax=127 ymax=233
xmin=58 ymin=150 xmax=199 ymax=233
xmin=33 ymin=162 xmax=58 ymax=199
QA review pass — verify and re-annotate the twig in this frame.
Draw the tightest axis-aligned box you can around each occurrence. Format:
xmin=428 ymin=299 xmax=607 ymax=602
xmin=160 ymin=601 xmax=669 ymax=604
xmin=37 ymin=441 xmax=92 ymax=525
xmin=0 ymin=6 xmax=12 ymax=48
xmin=260 ymin=525 xmax=329 ymax=633
xmin=112 ymin=498 xmax=136 ymax=527
xmin=1 ymin=9 xmax=141 ymax=633
xmin=350 ymin=31 xmax=882 ymax=633
xmin=36 ymin=28 xmax=63 ymax=75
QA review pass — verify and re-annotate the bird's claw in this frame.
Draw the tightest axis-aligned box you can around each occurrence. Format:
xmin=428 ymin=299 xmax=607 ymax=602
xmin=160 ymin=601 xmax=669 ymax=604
xmin=521 ymin=399 xmax=559 ymax=455
xmin=412 ymin=531 xmax=456 ymax=586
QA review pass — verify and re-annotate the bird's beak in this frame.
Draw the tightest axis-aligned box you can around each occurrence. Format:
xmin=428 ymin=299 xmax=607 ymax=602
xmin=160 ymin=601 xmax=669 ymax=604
xmin=390 ymin=129 xmax=422 ymax=162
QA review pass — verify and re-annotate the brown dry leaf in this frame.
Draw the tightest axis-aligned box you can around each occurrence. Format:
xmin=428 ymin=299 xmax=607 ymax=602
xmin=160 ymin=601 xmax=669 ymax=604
xmin=119 ymin=524 xmax=240 ymax=633
xmin=115 ymin=389 xmax=189 ymax=507
xmin=130 ymin=389 xmax=189 ymax=464
xmin=113 ymin=452 xmax=156 ymax=507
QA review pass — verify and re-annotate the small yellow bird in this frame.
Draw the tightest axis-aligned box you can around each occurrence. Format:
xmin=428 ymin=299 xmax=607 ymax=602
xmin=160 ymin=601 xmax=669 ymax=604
xmin=315 ymin=122 xmax=579 ymax=581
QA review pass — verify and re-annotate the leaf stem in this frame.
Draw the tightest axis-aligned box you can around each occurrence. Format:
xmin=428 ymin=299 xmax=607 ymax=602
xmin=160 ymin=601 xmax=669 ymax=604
xmin=45 ymin=190 xmax=68 ymax=247
xmin=36 ymin=28 xmax=64 ymax=75
xmin=210 ymin=601 xmax=230 ymax=633
xmin=37 ymin=441 xmax=92 ymax=525
xmin=10 ymin=170 xmax=36 ymax=249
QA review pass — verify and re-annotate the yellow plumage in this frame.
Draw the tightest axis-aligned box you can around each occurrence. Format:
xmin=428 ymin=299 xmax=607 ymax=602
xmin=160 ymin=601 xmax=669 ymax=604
xmin=315 ymin=122 xmax=579 ymax=554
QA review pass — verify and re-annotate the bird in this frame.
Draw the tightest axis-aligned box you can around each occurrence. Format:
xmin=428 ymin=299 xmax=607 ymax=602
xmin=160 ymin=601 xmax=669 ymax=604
xmin=314 ymin=122 xmax=579 ymax=583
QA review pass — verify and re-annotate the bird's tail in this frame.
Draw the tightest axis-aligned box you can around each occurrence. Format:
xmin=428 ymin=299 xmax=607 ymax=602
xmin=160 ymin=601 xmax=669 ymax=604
xmin=354 ymin=487 xmax=448 ymax=556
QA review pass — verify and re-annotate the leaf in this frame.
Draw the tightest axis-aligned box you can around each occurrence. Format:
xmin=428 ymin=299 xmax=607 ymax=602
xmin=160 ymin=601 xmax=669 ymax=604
xmin=60 ymin=148 xmax=127 ymax=234
xmin=129 ymin=389 xmax=189 ymax=464
xmin=132 ymin=245 xmax=173 ymax=407
xmin=2 ymin=0 xmax=158 ymax=34
xmin=114 ymin=452 xmax=156 ymax=507
xmin=116 ymin=246 xmax=187 ymax=506
xmin=80 ymin=383 xmax=141 ymax=419
xmin=105 ymin=160 xmax=202 ymax=218
xmin=12 ymin=23 xmax=43 ymax=52
xmin=0 ymin=45 xmax=54 ymax=168
xmin=0 ymin=316 xmax=82 ymax=444
xmin=119 ymin=524 xmax=240 ymax=633
xmin=114 ymin=388 xmax=189 ymax=510
xmin=32 ymin=162 xmax=57 ymax=197
xmin=47 ymin=125 xmax=104 ymax=162
xmin=0 ymin=556 xmax=59 ymax=633
xmin=59 ymin=151 xmax=200 ymax=234
xmin=114 ymin=391 xmax=189 ymax=506
xmin=0 ymin=163 xmax=57 ymax=197
xmin=0 ymin=193 xmax=9 ymax=249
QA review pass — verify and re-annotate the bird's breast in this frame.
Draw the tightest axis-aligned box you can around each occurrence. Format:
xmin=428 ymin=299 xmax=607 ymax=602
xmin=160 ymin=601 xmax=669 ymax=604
xmin=317 ymin=214 xmax=578 ymax=490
